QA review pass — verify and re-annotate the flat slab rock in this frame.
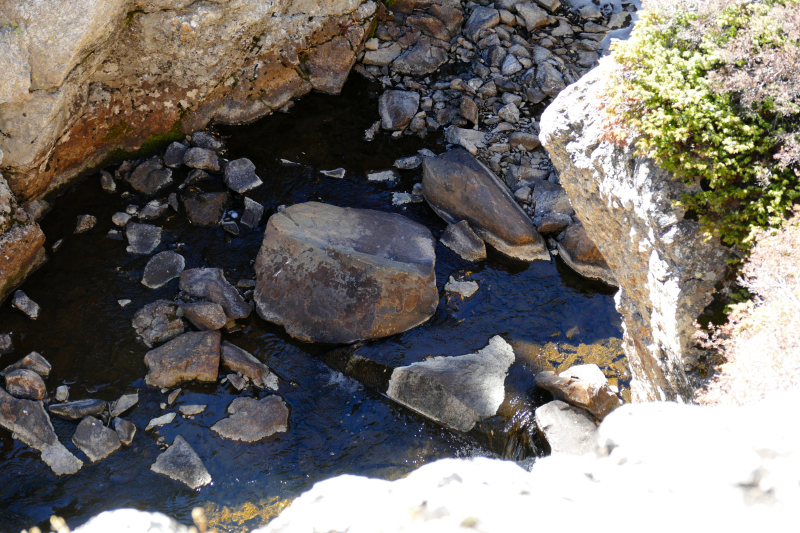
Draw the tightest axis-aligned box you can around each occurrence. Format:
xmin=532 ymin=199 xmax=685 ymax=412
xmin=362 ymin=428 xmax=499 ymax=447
xmin=422 ymin=149 xmax=548 ymax=262
xmin=126 ymin=223 xmax=162 ymax=255
xmin=110 ymin=391 xmax=139 ymax=418
xmin=150 ymin=435 xmax=212 ymax=489
xmin=127 ymin=156 xmax=173 ymax=196
xmin=224 ymin=158 xmax=263 ymax=193
xmin=132 ymin=300 xmax=185 ymax=348
xmin=221 ymin=341 xmax=279 ymax=390
xmin=142 ymin=251 xmax=185 ymax=289
xmin=534 ymin=400 xmax=598 ymax=455
xmin=254 ymin=202 xmax=438 ymax=344
xmin=180 ymin=268 xmax=252 ymax=321
xmin=211 ymin=396 xmax=289 ymax=443
xmin=144 ymin=330 xmax=221 ymax=388
xmin=50 ymin=399 xmax=107 ymax=420
xmin=1 ymin=351 xmax=51 ymax=378
xmin=0 ymin=387 xmax=83 ymax=475
xmin=386 ymin=336 xmax=515 ymax=432
xmin=180 ymin=301 xmax=228 ymax=330
xmin=72 ymin=416 xmax=121 ymax=462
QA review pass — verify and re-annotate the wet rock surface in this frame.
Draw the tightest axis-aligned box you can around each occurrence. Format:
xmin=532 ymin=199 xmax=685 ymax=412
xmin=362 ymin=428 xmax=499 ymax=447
xmin=534 ymin=400 xmax=598 ymax=454
xmin=110 ymin=392 xmax=139 ymax=418
xmin=182 ymin=192 xmax=229 ymax=227
xmin=144 ymin=331 xmax=221 ymax=388
xmin=150 ymin=435 xmax=211 ymax=489
xmin=180 ymin=301 xmax=228 ymax=331
xmin=1 ymin=351 xmax=51 ymax=378
xmin=440 ymin=220 xmax=487 ymax=262
xmin=127 ymin=157 xmax=174 ymax=197
xmin=224 ymin=158 xmax=263 ymax=194
xmin=113 ymin=417 xmax=136 ymax=446
xmin=5 ymin=369 xmax=47 ymax=400
xmin=379 ymin=90 xmax=420 ymax=131
xmin=72 ymin=416 xmax=122 ymax=462
xmin=180 ymin=268 xmax=252 ymax=321
xmin=141 ymin=251 xmax=185 ymax=289
xmin=49 ymin=399 xmax=107 ymax=420
xmin=74 ymin=215 xmax=97 ymax=234
xmin=221 ymin=341 xmax=279 ymax=390
xmin=132 ymin=300 xmax=185 ymax=348
xmin=125 ymin=223 xmax=162 ymax=255
xmin=211 ymin=396 xmax=289 ymax=443
xmin=12 ymin=290 xmax=41 ymax=319
xmin=254 ymin=202 xmax=438 ymax=343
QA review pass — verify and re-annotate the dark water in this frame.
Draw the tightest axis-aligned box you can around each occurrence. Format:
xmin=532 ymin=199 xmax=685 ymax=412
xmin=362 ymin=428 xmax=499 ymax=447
xmin=0 ymin=76 xmax=626 ymax=533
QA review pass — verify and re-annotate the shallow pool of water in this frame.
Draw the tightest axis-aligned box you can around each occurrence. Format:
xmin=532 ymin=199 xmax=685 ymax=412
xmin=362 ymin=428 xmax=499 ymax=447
xmin=0 ymin=76 xmax=626 ymax=533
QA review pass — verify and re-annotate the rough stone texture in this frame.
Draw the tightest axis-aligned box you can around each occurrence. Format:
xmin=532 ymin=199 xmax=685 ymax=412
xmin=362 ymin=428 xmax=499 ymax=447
xmin=179 ymin=404 xmax=207 ymax=416
xmin=182 ymin=191 xmax=230 ymax=227
xmin=444 ymin=277 xmax=479 ymax=299
xmin=5 ymin=369 xmax=46 ymax=400
xmin=144 ymin=331 xmax=221 ymax=388
xmin=391 ymin=37 xmax=449 ymax=76
xmin=0 ymin=182 xmax=46 ymax=304
xmin=440 ymin=220 xmax=486 ymax=262
xmin=536 ymin=368 xmax=621 ymax=421
xmin=422 ymin=149 xmax=548 ymax=261
xmin=180 ymin=268 xmax=252 ymax=321
xmin=0 ymin=387 xmax=83 ymax=475
xmin=1 ymin=351 xmax=51 ymax=378
xmin=540 ymin=60 xmax=730 ymax=402
xmin=11 ymin=290 xmax=41 ymax=319
xmin=113 ymin=417 xmax=137 ymax=446
xmin=211 ymin=396 xmax=289 ymax=442
xmin=146 ymin=412 xmax=176 ymax=431
xmin=132 ymin=300 xmax=185 ymax=348
xmin=557 ymin=222 xmax=617 ymax=286
xmin=50 ymin=399 xmax=108 ymax=420
xmin=150 ymin=435 xmax=212 ymax=489
xmin=0 ymin=0 xmax=375 ymax=203
xmin=221 ymin=341 xmax=279 ymax=390
xmin=141 ymin=251 xmax=185 ymax=289
xmin=126 ymin=223 xmax=162 ymax=255
xmin=378 ymin=90 xmax=420 ymax=131
xmin=386 ymin=336 xmax=514 ymax=432
xmin=184 ymin=148 xmax=220 ymax=172
xmin=163 ymin=142 xmax=188 ymax=168
xmin=127 ymin=157 xmax=173 ymax=196
xmin=464 ymin=6 xmax=500 ymax=41
xmin=180 ymin=301 xmax=228 ymax=330
xmin=74 ymin=214 xmax=97 ymax=234
xmin=241 ymin=197 xmax=265 ymax=229
xmin=110 ymin=392 xmax=139 ymax=418
xmin=72 ymin=416 xmax=122 ymax=462
xmin=534 ymin=400 xmax=598 ymax=454
xmin=254 ymin=202 xmax=438 ymax=344
xmin=224 ymin=158 xmax=263 ymax=194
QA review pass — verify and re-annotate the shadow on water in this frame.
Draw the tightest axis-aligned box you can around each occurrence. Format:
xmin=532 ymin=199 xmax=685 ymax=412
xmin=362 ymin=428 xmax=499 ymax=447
xmin=0 ymin=75 xmax=626 ymax=533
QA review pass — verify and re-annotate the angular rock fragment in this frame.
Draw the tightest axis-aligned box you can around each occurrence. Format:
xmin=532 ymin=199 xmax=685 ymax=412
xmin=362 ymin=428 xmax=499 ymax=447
xmin=464 ymin=6 xmax=499 ymax=41
xmin=139 ymin=201 xmax=169 ymax=221
xmin=241 ymin=197 xmax=264 ymax=229
xmin=392 ymin=37 xmax=448 ymax=76
xmin=100 ymin=170 xmax=116 ymax=193
xmin=128 ymin=157 xmax=173 ymax=196
xmin=538 ymin=213 xmax=572 ymax=234
xmin=394 ymin=155 xmax=423 ymax=170
xmin=163 ymin=142 xmax=189 ymax=168
xmin=367 ymin=170 xmax=400 ymax=182
xmin=516 ymin=3 xmax=552 ymax=31
xmin=534 ymin=400 xmax=598 ymax=455
xmin=55 ymin=385 xmax=69 ymax=402
xmin=146 ymin=412 xmax=176 ymax=431
xmin=0 ymin=333 xmax=12 ymax=354
xmin=113 ymin=417 xmax=137 ymax=446
xmin=72 ymin=416 xmax=121 ymax=462
xmin=110 ymin=391 xmax=139 ymax=418
xmin=379 ymin=90 xmax=420 ymax=131
xmin=144 ymin=331 xmax=221 ymax=388
xmin=126 ymin=223 xmax=162 ymax=255
xmin=211 ymin=396 xmax=289 ymax=443
xmin=224 ymin=158 xmax=263 ymax=193
xmin=180 ymin=301 xmax=228 ymax=330
xmin=363 ymin=42 xmax=403 ymax=66
xmin=182 ymin=191 xmax=229 ymax=227
xmin=508 ymin=132 xmax=541 ymax=151
xmin=226 ymin=373 xmax=246 ymax=390
xmin=142 ymin=251 xmax=185 ymax=289
xmin=74 ymin=215 xmax=97 ymax=234
xmin=150 ymin=435 xmax=211 ymax=489
xmin=0 ymin=388 xmax=83 ymax=475
xmin=1 ymin=351 xmax=51 ymax=378
xmin=180 ymin=268 xmax=252 ymax=321
xmin=191 ymin=132 xmax=224 ymax=151
xmin=535 ymin=365 xmax=621 ymax=421
xmin=444 ymin=277 xmax=479 ymax=299
xmin=445 ymin=127 xmax=486 ymax=151
xmin=222 ymin=220 xmax=239 ymax=235
xmin=386 ymin=336 xmax=515 ymax=432
xmin=5 ymin=369 xmax=46 ymax=400
xmin=179 ymin=405 xmax=207 ymax=416
xmin=556 ymin=222 xmax=617 ymax=286
xmin=440 ymin=221 xmax=487 ymax=262
xmin=12 ymin=290 xmax=40 ymax=319
xmin=132 ymin=300 xmax=185 ymax=348
xmin=254 ymin=202 xmax=438 ymax=344
xmin=422 ymin=149 xmax=548 ymax=261
xmin=536 ymin=62 xmax=566 ymax=98
xmin=184 ymin=147 xmax=220 ymax=172
xmin=221 ymin=341 xmax=278 ymax=390
xmin=112 ymin=212 xmax=132 ymax=227
xmin=49 ymin=399 xmax=107 ymax=420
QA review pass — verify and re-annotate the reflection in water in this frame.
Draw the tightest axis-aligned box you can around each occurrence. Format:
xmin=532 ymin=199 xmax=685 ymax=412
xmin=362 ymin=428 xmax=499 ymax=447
xmin=0 ymin=76 xmax=626 ymax=532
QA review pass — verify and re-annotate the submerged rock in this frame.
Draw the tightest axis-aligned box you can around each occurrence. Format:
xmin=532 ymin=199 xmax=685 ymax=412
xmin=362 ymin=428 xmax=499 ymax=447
xmin=224 ymin=158 xmax=263 ymax=193
xmin=126 ymin=223 xmax=162 ymax=255
xmin=12 ymin=290 xmax=40 ymax=319
xmin=139 ymin=201 xmax=169 ymax=221
xmin=144 ymin=331 xmax=221 ymax=388
xmin=1 ymin=351 xmax=51 ymax=378
xmin=0 ymin=387 xmax=83 ymax=475
xmin=211 ymin=396 xmax=289 ymax=443
xmin=5 ymin=369 xmax=46 ymax=400
xmin=440 ymin=221 xmax=486 ymax=262
xmin=386 ymin=336 xmax=515 ymax=432
xmin=150 ymin=435 xmax=211 ymax=489
xmin=110 ymin=391 xmax=139 ymax=418
xmin=113 ymin=417 xmax=137 ymax=446
xmin=422 ymin=149 xmax=548 ymax=261
xmin=142 ymin=251 xmax=186 ymax=289
xmin=180 ymin=301 xmax=228 ymax=330
xmin=221 ymin=341 xmax=279 ymax=390
xmin=132 ymin=300 xmax=185 ymax=348
xmin=254 ymin=202 xmax=438 ymax=344
xmin=72 ymin=416 xmax=121 ymax=462
xmin=180 ymin=268 xmax=252 ymax=321
xmin=49 ymin=399 xmax=107 ymax=420
xmin=534 ymin=400 xmax=598 ymax=455
xmin=182 ymin=192 xmax=230 ymax=227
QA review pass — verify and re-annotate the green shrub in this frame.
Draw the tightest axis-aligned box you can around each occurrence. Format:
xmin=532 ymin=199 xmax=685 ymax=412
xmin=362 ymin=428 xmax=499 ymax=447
xmin=605 ymin=0 xmax=800 ymax=258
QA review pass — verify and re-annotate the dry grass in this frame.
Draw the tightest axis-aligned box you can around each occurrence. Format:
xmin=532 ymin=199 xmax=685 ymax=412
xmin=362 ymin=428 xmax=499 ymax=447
xmin=697 ymin=208 xmax=800 ymax=406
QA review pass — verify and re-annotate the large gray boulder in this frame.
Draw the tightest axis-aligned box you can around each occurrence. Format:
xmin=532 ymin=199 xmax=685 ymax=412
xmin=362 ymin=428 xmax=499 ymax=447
xmin=254 ymin=202 xmax=438 ymax=344
xmin=540 ymin=59 xmax=731 ymax=402
xmin=386 ymin=336 xmax=515 ymax=432
xmin=0 ymin=387 xmax=83 ymax=475
xmin=422 ymin=149 xmax=548 ymax=261
xmin=143 ymin=331 xmax=221 ymax=388
xmin=211 ymin=396 xmax=289 ymax=443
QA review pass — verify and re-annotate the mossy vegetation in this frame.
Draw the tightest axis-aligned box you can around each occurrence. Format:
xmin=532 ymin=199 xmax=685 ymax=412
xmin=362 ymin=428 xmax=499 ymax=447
xmin=604 ymin=0 xmax=800 ymax=260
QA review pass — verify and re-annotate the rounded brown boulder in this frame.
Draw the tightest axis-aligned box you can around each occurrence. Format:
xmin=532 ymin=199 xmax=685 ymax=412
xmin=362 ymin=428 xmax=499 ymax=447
xmin=254 ymin=202 xmax=438 ymax=344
